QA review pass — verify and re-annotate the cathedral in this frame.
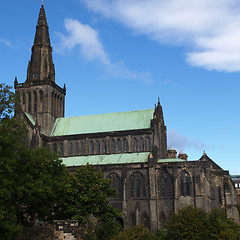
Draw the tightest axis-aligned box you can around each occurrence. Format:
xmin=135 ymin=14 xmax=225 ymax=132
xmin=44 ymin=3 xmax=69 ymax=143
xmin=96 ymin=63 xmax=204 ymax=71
xmin=14 ymin=4 xmax=239 ymax=232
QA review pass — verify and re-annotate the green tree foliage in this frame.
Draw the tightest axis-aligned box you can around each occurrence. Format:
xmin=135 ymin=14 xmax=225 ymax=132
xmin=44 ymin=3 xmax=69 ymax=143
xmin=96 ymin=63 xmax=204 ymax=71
xmin=208 ymin=208 xmax=240 ymax=240
xmin=165 ymin=206 xmax=240 ymax=240
xmin=111 ymin=225 xmax=157 ymax=240
xmin=85 ymin=219 xmax=122 ymax=240
xmin=0 ymin=84 xmax=67 ymax=239
xmin=0 ymin=84 xmax=15 ymax=120
xmin=56 ymin=165 xmax=120 ymax=225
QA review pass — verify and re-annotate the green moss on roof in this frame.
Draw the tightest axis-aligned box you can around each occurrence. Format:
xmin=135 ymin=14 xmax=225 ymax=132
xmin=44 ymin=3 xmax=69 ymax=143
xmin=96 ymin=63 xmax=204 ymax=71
xmin=61 ymin=152 xmax=150 ymax=166
xmin=51 ymin=109 xmax=154 ymax=136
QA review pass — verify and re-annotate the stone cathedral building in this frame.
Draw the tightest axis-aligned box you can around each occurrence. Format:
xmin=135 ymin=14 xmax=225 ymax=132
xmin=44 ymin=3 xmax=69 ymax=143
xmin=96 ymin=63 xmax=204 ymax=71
xmin=14 ymin=4 xmax=239 ymax=231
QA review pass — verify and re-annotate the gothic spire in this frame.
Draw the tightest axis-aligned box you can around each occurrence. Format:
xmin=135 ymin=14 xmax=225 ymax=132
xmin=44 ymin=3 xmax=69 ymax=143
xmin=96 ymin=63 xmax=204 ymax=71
xmin=26 ymin=4 xmax=55 ymax=83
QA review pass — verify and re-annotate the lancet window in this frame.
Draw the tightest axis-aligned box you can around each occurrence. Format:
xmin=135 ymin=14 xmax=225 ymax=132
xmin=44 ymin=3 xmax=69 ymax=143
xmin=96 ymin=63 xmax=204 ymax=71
xmin=180 ymin=170 xmax=191 ymax=196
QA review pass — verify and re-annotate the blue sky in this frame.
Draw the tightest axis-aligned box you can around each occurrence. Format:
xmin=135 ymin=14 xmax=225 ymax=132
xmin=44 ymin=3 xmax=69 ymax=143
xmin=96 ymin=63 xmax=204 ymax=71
xmin=1 ymin=0 xmax=240 ymax=174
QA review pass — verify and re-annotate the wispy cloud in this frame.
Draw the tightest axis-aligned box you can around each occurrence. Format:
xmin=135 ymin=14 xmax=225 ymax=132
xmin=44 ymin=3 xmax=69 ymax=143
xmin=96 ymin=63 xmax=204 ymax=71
xmin=83 ymin=0 xmax=240 ymax=72
xmin=0 ymin=38 xmax=12 ymax=47
xmin=168 ymin=129 xmax=206 ymax=151
xmin=57 ymin=18 xmax=152 ymax=83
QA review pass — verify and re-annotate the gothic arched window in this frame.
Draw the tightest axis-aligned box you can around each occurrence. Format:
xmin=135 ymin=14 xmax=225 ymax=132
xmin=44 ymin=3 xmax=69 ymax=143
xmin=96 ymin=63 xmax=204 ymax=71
xmin=28 ymin=92 xmax=31 ymax=113
xmin=139 ymin=137 xmax=144 ymax=151
xmin=180 ymin=170 xmax=191 ymax=196
xmin=117 ymin=139 xmax=122 ymax=152
xmin=23 ymin=93 xmax=26 ymax=105
xmin=141 ymin=212 xmax=150 ymax=229
xmin=107 ymin=173 xmax=121 ymax=197
xmin=69 ymin=142 xmax=73 ymax=156
xmin=81 ymin=142 xmax=85 ymax=155
xmin=111 ymin=139 xmax=116 ymax=153
xmin=96 ymin=141 xmax=100 ymax=154
xmin=51 ymin=92 xmax=54 ymax=115
xmin=60 ymin=143 xmax=64 ymax=156
xmin=130 ymin=172 xmax=146 ymax=198
xmin=134 ymin=138 xmax=138 ymax=152
xmin=102 ymin=140 xmax=107 ymax=154
xmin=123 ymin=138 xmax=128 ymax=152
xmin=160 ymin=171 xmax=173 ymax=198
xmin=90 ymin=141 xmax=94 ymax=155
xmin=34 ymin=91 xmax=37 ymax=113
xmin=53 ymin=143 xmax=57 ymax=153
xmin=75 ymin=142 xmax=79 ymax=155
xmin=145 ymin=137 xmax=150 ymax=151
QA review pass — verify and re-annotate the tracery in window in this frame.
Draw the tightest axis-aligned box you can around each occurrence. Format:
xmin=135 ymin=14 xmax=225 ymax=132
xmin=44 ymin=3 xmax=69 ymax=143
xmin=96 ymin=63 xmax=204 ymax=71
xmin=160 ymin=171 xmax=173 ymax=198
xmin=123 ymin=138 xmax=128 ymax=152
xmin=107 ymin=173 xmax=121 ymax=197
xmin=117 ymin=139 xmax=122 ymax=152
xmin=102 ymin=140 xmax=107 ymax=154
xmin=96 ymin=141 xmax=100 ymax=154
xmin=111 ymin=139 xmax=116 ymax=153
xmin=180 ymin=170 xmax=191 ymax=196
xmin=130 ymin=172 xmax=146 ymax=198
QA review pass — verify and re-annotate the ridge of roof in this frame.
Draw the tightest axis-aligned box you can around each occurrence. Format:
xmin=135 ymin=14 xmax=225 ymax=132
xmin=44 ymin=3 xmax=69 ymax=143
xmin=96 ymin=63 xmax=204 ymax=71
xmin=51 ymin=108 xmax=154 ymax=137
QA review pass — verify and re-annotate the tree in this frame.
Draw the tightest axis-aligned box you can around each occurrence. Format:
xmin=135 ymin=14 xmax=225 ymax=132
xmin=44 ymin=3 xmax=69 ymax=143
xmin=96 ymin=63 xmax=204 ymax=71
xmin=208 ymin=208 xmax=240 ymax=240
xmin=165 ymin=206 xmax=209 ymax=240
xmin=0 ymin=84 xmax=67 ymax=239
xmin=56 ymin=164 xmax=120 ymax=225
xmin=111 ymin=225 xmax=157 ymax=240
xmin=165 ymin=206 xmax=240 ymax=240
xmin=0 ymin=84 xmax=15 ymax=120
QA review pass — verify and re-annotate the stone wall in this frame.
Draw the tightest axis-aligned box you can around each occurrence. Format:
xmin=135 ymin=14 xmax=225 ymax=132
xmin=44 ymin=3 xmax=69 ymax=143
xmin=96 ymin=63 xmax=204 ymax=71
xmin=16 ymin=220 xmax=84 ymax=240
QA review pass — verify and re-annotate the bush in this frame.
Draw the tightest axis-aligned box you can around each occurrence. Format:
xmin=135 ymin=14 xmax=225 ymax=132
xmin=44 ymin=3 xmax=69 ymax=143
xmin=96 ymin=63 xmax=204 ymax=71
xmin=111 ymin=225 xmax=156 ymax=240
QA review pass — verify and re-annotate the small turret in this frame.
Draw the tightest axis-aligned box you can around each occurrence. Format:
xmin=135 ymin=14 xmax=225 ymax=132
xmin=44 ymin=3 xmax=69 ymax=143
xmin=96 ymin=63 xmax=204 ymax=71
xmin=167 ymin=145 xmax=177 ymax=158
xmin=178 ymin=150 xmax=188 ymax=160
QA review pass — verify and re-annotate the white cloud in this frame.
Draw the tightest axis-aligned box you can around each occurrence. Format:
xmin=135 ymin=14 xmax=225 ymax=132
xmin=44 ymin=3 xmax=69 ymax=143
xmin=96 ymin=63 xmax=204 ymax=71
xmin=58 ymin=18 xmax=152 ymax=83
xmin=0 ymin=38 xmax=12 ymax=47
xmin=83 ymin=0 xmax=240 ymax=72
xmin=168 ymin=129 xmax=206 ymax=151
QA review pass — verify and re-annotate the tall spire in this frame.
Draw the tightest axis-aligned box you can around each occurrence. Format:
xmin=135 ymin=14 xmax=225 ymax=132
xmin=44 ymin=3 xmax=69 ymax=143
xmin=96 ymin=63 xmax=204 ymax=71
xmin=26 ymin=4 xmax=55 ymax=83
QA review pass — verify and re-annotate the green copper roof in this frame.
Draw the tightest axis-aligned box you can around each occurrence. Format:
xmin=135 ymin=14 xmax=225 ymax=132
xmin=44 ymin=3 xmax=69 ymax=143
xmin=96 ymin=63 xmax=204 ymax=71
xmin=158 ymin=158 xmax=187 ymax=163
xmin=61 ymin=152 xmax=150 ymax=166
xmin=24 ymin=112 xmax=35 ymax=126
xmin=51 ymin=109 xmax=154 ymax=136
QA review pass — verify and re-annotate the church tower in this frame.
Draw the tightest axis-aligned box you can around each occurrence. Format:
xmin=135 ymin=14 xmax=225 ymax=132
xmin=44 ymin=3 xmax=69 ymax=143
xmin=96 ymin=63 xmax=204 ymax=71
xmin=15 ymin=4 xmax=66 ymax=136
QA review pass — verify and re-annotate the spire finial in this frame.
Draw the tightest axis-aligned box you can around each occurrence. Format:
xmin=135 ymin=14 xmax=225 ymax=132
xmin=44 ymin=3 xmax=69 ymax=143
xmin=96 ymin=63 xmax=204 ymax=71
xmin=42 ymin=0 xmax=43 ymax=6
xmin=158 ymin=97 xmax=160 ymax=104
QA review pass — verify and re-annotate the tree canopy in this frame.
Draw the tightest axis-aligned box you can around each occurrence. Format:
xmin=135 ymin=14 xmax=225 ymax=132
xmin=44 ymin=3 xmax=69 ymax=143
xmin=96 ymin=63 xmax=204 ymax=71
xmin=165 ymin=206 xmax=240 ymax=240
xmin=56 ymin=164 xmax=120 ymax=225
